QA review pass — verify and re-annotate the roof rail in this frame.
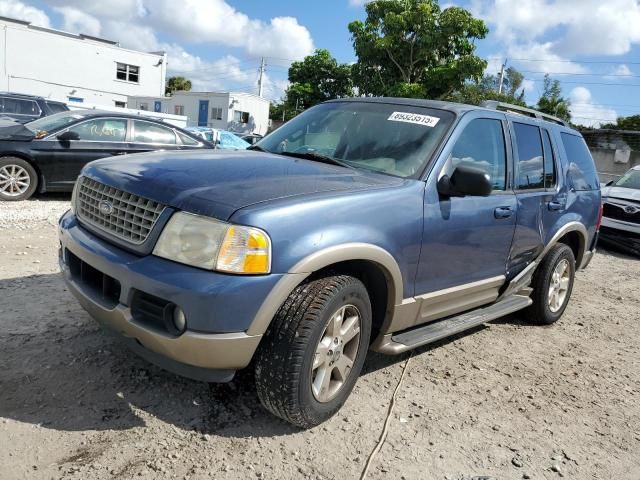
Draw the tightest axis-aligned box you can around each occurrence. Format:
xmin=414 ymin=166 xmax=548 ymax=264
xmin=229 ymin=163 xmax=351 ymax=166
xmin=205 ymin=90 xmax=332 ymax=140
xmin=481 ymin=100 xmax=569 ymax=127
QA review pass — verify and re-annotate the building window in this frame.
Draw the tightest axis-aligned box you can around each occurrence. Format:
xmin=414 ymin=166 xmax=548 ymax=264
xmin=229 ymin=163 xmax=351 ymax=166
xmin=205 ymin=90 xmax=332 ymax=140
xmin=233 ymin=110 xmax=249 ymax=124
xmin=116 ymin=63 xmax=140 ymax=83
xmin=139 ymin=103 xmax=149 ymax=111
xmin=115 ymin=101 xmax=126 ymax=108
xmin=211 ymin=107 xmax=223 ymax=120
xmin=174 ymin=105 xmax=185 ymax=116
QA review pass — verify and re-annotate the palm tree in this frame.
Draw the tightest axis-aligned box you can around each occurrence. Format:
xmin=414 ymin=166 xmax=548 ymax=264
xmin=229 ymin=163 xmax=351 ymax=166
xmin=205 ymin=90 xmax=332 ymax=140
xmin=165 ymin=76 xmax=193 ymax=96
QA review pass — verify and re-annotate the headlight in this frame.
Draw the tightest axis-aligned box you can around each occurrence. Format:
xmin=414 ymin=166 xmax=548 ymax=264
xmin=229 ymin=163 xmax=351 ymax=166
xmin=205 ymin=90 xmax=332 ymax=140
xmin=153 ymin=212 xmax=271 ymax=274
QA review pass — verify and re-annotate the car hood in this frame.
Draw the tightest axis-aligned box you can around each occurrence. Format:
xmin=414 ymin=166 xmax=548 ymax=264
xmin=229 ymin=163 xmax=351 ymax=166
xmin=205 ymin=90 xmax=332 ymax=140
xmin=0 ymin=118 xmax=35 ymax=140
xmin=601 ymin=186 xmax=640 ymax=202
xmin=83 ymin=150 xmax=403 ymax=220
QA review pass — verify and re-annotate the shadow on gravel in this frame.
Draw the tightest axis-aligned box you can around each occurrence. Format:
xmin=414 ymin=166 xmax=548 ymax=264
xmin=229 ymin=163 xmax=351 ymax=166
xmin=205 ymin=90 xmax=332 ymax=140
xmin=0 ymin=271 xmax=533 ymax=439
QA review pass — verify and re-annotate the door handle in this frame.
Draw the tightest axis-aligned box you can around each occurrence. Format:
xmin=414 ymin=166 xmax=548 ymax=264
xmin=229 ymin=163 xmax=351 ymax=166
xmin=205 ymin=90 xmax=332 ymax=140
xmin=494 ymin=206 xmax=514 ymax=219
xmin=547 ymin=201 xmax=564 ymax=211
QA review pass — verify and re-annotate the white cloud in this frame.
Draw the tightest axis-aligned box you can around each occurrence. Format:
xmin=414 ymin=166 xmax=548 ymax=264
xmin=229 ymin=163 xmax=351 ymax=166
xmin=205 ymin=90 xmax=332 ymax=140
xmin=54 ymin=7 xmax=101 ymax=36
xmin=46 ymin=0 xmax=145 ymax=20
xmin=472 ymin=0 xmax=640 ymax=58
xmin=347 ymin=0 xmax=368 ymax=6
xmin=569 ymin=87 xmax=618 ymax=128
xmin=0 ymin=0 xmax=50 ymax=27
xmin=613 ymin=64 xmax=632 ymax=77
xmin=146 ymin=0 xmax=313 ymax=60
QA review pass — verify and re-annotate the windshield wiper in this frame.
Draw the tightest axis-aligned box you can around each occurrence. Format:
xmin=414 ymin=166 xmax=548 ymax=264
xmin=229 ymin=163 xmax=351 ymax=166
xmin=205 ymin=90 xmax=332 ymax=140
xmin=247 ymin=144 xmax=268 ymax=152
xmin=278 ymin=151 xmax=353 ymax=169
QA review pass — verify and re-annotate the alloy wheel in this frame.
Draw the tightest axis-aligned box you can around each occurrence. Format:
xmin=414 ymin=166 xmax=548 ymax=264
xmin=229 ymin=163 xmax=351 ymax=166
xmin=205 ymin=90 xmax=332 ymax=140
xmin=0 ymin=164 xmax=31 ymax=197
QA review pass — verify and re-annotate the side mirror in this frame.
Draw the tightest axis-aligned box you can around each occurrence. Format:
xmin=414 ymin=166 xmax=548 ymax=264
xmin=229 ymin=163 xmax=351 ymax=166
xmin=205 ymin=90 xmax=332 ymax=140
xmin=57 ymin=131 xmax=80 ymax=142
xmin=437 ymin=165 xmax=492 ymax=197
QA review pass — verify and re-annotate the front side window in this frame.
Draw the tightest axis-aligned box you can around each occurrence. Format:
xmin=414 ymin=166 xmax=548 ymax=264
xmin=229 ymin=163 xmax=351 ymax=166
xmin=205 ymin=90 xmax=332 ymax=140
xmin=448 ymin=118 xmax=507 ymax=191
xmin=561 ymin=133 xmax=599 ymax=191
xmin=514 ymin=122 xmax=544 ymax=190
xmin=177 ymin=131 xmax=200 ymax=146
xmin=116 ymin=63 xmax=140 ymax=83
xmin=67 ymin=118 xmax=127 ymax=142
xmin=133 ymin=121 xmax=176 ymax=144
xmin=258 ymin=101 xmax=455 ymax=178
xmin=211 ymin=107 xmax=223 ymax=120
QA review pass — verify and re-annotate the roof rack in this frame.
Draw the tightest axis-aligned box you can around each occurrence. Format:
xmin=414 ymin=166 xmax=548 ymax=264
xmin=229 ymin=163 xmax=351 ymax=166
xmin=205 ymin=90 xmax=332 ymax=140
xmin=481 ymin=100 xmax=569 ymax=127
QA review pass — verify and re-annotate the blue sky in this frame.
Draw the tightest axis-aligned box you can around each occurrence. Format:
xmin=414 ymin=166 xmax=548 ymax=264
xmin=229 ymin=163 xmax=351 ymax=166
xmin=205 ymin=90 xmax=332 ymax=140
xmin=2 ymin=0 xmax=640 ymax=126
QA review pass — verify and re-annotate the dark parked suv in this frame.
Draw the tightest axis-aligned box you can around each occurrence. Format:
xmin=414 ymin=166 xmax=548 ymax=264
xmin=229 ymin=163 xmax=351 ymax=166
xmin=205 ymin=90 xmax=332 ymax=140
xmin=58 ymin=98 xmax=602 ymax=428
xmin=0 ymin=92 xmax=68 ymax=123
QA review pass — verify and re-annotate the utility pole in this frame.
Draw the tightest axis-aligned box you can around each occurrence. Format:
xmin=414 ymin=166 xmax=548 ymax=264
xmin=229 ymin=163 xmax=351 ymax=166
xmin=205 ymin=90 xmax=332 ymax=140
xmin=498 ymin=59 xmax=507 ymax=94
xmin=258 ymin=57 xmax=266 ymax=97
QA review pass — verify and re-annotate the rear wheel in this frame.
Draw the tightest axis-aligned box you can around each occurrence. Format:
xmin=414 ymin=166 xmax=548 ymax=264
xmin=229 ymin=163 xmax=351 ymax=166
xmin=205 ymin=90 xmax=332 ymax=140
xmin=0 ymin=157 xmax=38 ymax=201
xmin=254 ymin=275 xmax=372 ymax=428
xmin=524 ymin=244 xmax=576 ymax=325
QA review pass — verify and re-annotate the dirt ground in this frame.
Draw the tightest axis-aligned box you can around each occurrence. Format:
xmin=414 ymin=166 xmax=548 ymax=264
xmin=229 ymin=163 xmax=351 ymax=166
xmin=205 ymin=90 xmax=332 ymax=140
xmin=1 ymin=196 xmax=639 ymax=480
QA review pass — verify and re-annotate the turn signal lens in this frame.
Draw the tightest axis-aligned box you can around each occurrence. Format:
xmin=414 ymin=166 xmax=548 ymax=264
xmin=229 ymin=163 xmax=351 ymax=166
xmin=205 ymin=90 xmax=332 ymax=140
xmin=217 ymin=225 xmax=271 ymax=274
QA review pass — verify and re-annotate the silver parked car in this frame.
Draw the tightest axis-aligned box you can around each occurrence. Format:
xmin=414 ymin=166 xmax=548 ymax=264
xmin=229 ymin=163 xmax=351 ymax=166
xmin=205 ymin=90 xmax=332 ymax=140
xmin=600 ymin=165 xmax=640 ymax=256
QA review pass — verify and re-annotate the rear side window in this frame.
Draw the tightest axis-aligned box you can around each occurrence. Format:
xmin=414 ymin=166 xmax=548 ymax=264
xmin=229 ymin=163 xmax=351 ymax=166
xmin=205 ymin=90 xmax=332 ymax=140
xmin=449 ymin=118 xmax=507 ymax=191
xmin=46 ymin=102 xmax=68 ymax=114
xmin=1 ymin=97 xmax=39 ymax=116
xmin=561 ymin=133 xmax=599 ymax=190
xmin=177 ymin=131 xmax=200 ymax=146
xmin=541 ymin=129 xmax=556 ymax=189
xmin=133 ymin=121 xmax=176 ymax=144
xmin=514 ymin=122 xmax=544 ymax=190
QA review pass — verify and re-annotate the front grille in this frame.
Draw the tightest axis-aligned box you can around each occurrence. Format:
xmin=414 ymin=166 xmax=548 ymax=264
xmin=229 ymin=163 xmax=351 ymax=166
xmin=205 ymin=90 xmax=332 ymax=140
xmin=67 ymin=250 xmax=121 ymax=308
xmin=76 ymin=177 xmax=166 ymax=245
xmin=603 ymin=202 xmax=640 ymax=224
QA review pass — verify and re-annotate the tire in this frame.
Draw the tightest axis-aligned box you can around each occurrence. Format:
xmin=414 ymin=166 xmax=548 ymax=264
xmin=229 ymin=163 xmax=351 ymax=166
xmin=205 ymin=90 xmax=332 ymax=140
xmin=523 ymin=244 xmax=576 ymax=325
xmin=0 ymin=157 xmax=38 ymax=201
xmin=254 ymin=274 xmax=372 ymax=428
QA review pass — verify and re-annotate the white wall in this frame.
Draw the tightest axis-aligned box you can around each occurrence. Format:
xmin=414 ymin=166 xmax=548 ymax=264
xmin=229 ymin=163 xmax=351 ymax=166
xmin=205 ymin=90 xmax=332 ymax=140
xmin=0 ymin=17 xmax=166 ymax=107
xmin=128 ymin=91 xmax=271 ymax=135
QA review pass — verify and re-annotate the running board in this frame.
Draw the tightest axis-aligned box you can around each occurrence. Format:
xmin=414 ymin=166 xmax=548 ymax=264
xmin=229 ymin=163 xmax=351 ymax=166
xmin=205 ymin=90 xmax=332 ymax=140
xmin=372 ymin=295 xmax=532 ymax=355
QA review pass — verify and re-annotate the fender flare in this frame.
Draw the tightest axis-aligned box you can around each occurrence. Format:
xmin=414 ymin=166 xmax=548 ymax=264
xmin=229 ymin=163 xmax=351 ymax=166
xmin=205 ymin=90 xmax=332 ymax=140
xmin=246 ymin=243 xmax=403 ymax=336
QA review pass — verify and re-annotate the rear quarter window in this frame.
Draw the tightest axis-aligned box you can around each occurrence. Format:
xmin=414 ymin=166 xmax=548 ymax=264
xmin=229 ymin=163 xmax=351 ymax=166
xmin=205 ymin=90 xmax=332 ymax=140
xmin=561 ymin=133 xmax=599 ymax=190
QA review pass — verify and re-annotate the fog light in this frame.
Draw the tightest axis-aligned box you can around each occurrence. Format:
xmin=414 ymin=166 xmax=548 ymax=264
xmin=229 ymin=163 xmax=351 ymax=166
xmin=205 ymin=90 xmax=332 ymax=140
xmin=173 ymin=307 xmax=187 ymax=333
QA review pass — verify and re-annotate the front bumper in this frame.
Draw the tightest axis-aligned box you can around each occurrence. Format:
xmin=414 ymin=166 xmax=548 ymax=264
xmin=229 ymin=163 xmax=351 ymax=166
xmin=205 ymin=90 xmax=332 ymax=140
xmin=58 ymin=211 xmax=282 ymax=378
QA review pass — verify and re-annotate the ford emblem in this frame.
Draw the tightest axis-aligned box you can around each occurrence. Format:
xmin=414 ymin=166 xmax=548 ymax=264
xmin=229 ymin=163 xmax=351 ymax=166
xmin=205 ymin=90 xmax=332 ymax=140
xmin=99 ymin=200 xmax=114 ymax=215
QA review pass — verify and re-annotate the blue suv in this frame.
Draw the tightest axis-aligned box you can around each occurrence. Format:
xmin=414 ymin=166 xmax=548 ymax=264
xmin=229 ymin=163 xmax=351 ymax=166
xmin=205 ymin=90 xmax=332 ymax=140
xmin=58 ymin=98 xmax=601 ymax=428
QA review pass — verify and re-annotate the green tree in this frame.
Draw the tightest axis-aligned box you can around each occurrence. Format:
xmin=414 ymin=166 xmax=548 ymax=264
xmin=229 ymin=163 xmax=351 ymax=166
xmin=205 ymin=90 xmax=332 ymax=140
xmin=601 ymin=115 xmax=640 ymax=131
xmin=286 ymin=49 xmax=353 ymax=110
xmin=536 ymin=74 xmax=571 ymax=122
xmin=348 ymin=0 xmax=488 ymax=99
xmin=446 ymin=67 xmax=527 ymax=106
xmin=165 ymin=76 xmax=192 ymax=96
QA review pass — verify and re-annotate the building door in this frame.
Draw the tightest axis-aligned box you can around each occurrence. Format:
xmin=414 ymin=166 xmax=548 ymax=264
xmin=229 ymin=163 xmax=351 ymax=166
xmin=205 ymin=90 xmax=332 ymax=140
xmin=198 ymin=100 xmax=209 ymax=126
xmin=154 ymin=101 xmax=162 ymax=113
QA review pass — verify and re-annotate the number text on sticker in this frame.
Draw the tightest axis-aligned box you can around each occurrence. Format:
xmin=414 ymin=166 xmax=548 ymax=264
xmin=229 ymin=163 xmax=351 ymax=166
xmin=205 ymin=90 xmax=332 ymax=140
xmin=387 ymin=112 xmax=440 ymax=127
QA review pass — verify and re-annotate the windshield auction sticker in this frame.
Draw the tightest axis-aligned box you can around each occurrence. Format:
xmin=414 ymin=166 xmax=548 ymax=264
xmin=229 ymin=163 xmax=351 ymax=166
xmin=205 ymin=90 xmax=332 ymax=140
xmin=387 ymin=111 xmax=440 ymax=127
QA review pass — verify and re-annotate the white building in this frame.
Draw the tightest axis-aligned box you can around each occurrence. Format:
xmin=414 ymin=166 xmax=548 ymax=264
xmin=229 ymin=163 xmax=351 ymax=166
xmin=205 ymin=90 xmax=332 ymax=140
xmin=128 ymin=91 xmax=271 ymax=135
xmin=0 ymin=15 xmax=166 ymax=107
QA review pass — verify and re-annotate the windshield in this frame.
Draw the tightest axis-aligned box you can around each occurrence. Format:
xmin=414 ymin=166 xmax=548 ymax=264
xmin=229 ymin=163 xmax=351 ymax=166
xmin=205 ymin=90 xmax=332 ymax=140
xmin=25 ymin=111 xmax=88 ymax=134
xmin=258 ymin=102 xmax=455 ymax=178
xmin=615 ymin=169 xmax=640 ymax=189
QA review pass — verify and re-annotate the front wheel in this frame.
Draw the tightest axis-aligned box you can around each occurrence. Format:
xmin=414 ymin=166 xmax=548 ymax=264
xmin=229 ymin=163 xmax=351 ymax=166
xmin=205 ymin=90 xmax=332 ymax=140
xmin=0 ymin=157 xmax=38 ymax=201
xmin=254 ymin=275 xmax=372 ymax=428
xmin=524 ymin=243 xmax=576 ymax=325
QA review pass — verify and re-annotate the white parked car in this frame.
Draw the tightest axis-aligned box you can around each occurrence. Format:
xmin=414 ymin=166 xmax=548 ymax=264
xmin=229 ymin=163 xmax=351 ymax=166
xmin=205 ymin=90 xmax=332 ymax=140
xmin=600 ymin=165 xmax=640 ymax=256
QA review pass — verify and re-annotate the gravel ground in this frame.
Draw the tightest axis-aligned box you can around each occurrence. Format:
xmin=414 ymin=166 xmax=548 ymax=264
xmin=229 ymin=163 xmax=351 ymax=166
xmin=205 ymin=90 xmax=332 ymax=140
xmin=1 ymin=196 xmax=639 ymax=480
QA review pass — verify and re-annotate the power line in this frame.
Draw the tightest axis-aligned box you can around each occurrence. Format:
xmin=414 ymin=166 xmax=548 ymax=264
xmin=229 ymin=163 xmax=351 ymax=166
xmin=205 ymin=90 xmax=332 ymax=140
xmin=524 ymin=77 xmax=640 ymax=87
xmin=519 ymin=70 xmax=640 ymax=79
xmin=512 ymin=58 xmax=640 ymax=66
